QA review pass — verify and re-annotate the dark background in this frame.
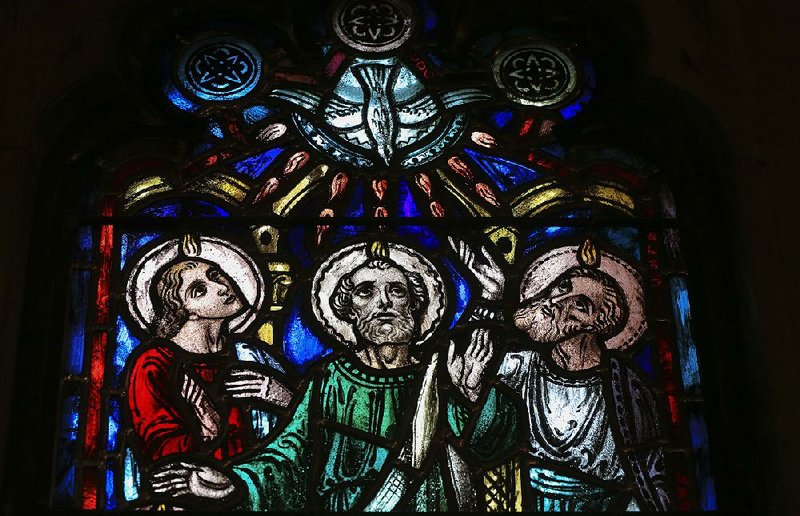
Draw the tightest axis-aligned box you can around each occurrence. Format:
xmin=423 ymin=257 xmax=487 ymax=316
xmin=0 ymin=0 xmax=798 ymax=512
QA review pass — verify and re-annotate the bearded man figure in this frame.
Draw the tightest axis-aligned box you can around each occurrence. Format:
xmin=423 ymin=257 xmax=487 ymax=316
xmin=451 ymin=237 xmax=671 ymax=512
xmin=147 ymin=240 xmax=519 ymax=512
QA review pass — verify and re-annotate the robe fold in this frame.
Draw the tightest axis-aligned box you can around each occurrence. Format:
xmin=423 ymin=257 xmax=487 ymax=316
xmin=231 ymin=354 xmax=519 ymax=512
xmin=127 ymin=340 xmax=249 ymax=464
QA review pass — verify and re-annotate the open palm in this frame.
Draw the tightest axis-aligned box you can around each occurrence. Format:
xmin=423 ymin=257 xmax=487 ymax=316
xmin=150 ymin=460 xmax=236 ymax=501
xmin=448 ymin=237 xmax=505 ymax=301
xmin=447 ymin=328 xmax=495 ymax=402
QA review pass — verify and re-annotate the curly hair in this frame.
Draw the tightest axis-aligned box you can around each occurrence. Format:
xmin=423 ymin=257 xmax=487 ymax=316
xmin=561 ymin=266 xmax=628 ymax=338
xmin=330 ymin=258 xmax=429 ymax=322
xmin=152 ymin=260 xmax=201 ymax=339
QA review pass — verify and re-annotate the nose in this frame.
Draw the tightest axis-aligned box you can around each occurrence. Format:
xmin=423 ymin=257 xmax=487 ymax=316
xmin=378 ymin=287 xmax=392 ymax=308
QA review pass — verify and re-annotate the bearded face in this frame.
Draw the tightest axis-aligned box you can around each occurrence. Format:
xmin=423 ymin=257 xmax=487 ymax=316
xmin=514 ymin=275 xmax=609 ymax=343
xmin=347 ymin=264 xmax=417 ymax=346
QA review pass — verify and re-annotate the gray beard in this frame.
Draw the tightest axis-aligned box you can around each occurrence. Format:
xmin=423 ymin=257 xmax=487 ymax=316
xmin=516 ymin=303 xmax=583 ymax=343
xmin=356 ymin=312 xmax=416 ymax=345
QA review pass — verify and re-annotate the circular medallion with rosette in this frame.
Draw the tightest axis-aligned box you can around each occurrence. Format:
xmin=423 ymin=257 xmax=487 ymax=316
xmin=332 ymin=0 xmax=414 ymax=53
xmin=177 ymin=36 xmax=263 ymax=101
xmin=493 ymin=42 xmax=579 ymax=107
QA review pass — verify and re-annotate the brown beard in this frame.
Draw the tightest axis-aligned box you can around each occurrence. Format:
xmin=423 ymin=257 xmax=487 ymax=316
xmin=355 ymin=310 xmax=416 ymax=345
xmin=514 ymin=301 xmax=583 ymax=343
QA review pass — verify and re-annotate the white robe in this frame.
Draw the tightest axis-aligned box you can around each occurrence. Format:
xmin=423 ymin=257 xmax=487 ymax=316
xmin=498 ymin=350 xmax=625 ymax=483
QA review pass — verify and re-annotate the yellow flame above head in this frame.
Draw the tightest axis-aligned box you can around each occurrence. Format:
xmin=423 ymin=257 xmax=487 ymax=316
xmin=578 ymin=238 xmax=600 ymax=268
xmin=180 ymin=234 xmax=202 ymax=257
xmin=368 ymin=241 xmax=390 ymax=260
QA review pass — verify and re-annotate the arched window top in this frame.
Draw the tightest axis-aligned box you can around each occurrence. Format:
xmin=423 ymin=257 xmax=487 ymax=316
xmin=44 ymin=1 xmax=716 ymax=512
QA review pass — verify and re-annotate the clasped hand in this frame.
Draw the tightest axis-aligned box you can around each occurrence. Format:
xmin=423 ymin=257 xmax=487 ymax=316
xmin=150 ymin=460 xmax=235 ymax=501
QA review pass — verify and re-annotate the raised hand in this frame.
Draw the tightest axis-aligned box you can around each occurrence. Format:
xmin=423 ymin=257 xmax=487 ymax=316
xmin=224 ymin=366 xmax=293 ymax=408
xmin=150 ymin=460 xmax=236 ymax=501
xmin=447 ymin=328 xmax=495 ymax=402
xmin=448 ymin=236 xmax=505 ymax=301
xmin=181 ymin=374 xmax=221 ymax=442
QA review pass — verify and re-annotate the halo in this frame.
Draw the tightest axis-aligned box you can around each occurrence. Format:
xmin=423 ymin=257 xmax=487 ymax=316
xmin=125 ymin=236 xmax=265 ymax=334
xmin=312 ymin=242 xmax=446 ymax=348
xmin=519 ymin=245 xmax=646 ymax=350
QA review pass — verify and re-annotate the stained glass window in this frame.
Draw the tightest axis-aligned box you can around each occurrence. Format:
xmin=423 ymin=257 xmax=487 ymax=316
xmin=51 ymin=0 xmax=716 ymax=511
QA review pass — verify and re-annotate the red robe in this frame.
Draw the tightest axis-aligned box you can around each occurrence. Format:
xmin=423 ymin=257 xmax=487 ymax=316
xmin=127 ymin=341 xmax=248 ymax=464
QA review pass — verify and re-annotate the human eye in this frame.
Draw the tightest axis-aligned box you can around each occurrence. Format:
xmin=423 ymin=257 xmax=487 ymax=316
xmin=354 ymin=285 xmax=373 ymax=298
xmin=573 ymin=296 xmax=593 ymax=314
xmin=190 ymin=283 xmax=207 ymax=298
xmin=389 ymin=284 xmax=407 ymax=296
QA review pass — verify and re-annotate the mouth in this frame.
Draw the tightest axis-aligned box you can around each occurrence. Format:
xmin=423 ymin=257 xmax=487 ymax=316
xmin=373 ymin=311 xmax=398 ymax=322
xmin=223 ymin=294 xmax=237 ymax=305
xmin=540 ymin=305 xmax=554 ymax=318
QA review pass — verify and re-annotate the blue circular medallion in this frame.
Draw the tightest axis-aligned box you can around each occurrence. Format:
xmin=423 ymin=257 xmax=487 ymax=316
xmin=177 ymin=36 xmax=262 ymax=101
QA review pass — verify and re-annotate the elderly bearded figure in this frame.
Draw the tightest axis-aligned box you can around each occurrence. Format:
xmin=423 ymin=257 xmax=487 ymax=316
xmin=147 ymin=240 xmax=519 ymax=512
xmin=328 ymin=254 xmax=428 ymax=369
xmin=451 ymin=237 xmax=671 ymax=512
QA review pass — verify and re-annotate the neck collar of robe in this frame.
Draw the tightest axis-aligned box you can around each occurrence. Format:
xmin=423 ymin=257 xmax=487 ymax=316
xmin=333 ymin=354 xmax=417 ymax=386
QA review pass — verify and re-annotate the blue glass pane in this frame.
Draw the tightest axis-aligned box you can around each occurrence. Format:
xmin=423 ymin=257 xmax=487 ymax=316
xmin=284 ymin=299 xmax=331 ymax=372
xmin=106 ymin=465 xmax=117 ymax=510
xmin=632 ymin=342 xmax=654 ymax=379
xmin=688 ymin=405 xmax=717 ymax=511
xmin=107 ymin=396 xmax=120 ymax=452
xmin=139 ymin=199 xmax=230 ymax=218
xmin=332 ymin=180 xmax=366 ymax=245
xmin=233 ymin=147 xmax=284 ymax=179
xmin=190 ymin=141 xmax=216 ymax=157
xmin=464 ymin=148 xmax=543 ymax=192
xmin=184 ymin=199 xmax=231 ymax=217
xmin=65 ymin=270 xmax=90 ymax=375
xmin=140 ymin=202 xmax=179 ymax=218
xmin=491 ymin=110 xmax=514 ymax=129
xmin=288 ymin=226 xmax=314 ymax=269
xmin=165 ymin=85 xmax=200 ymax=113
xmin=53 ymin=395 xmax=80 ymax=505
xmin=443 ymin=258 xmax=470 ymax=328
xmin=524 ymin=224 xmax=640 ymax=261
xmin=243 ymin=105 xmax=275 ymax=124
xmin=208 ymin=119 xmax=224 ymax=139
xmin=53 ymin=465 xmax=75 ymax=507
xmin=123 ymin=447 xmax=140 ymax=502
xmin=559 ymin=60 xmax=596 ymax=120
xmin=418 ymin=0 xmax=438 ymax=32
xmin=605 ymin=227 xmax=641 ymax=260
xmin=120 ymin=232 xmax=161 ymax=271
xmin=524 ymin=226 xmax=574 ymax=255
xmin=540 ymin=144 xmax=566 ymax=159
xmin=559 ymin=93 xmax=588 ymax=120
xmin=426 ymin=52 xmax=443 ymax=68
xmin=114 ymin=316 xmax=141 ymax=389
xmin=396 ymin=179 xmax=439 ymax=249
xmin=75 ymin=226 xmax=93 ymax=262
xmin=670 ymin=277 xmax=702 ymax=395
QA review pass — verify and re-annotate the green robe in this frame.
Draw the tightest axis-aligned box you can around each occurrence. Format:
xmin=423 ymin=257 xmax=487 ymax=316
xmin=231 ymin=354 xmax=518 ymax=511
